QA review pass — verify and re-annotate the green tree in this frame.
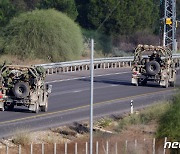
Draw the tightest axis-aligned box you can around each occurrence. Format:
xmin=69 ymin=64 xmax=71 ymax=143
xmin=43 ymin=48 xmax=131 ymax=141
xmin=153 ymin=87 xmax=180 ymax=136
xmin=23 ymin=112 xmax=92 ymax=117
xmin=177 ymin=1 xmax=180 ymax=19
xmin=75 ymin=0 xmax=90 ymax=28
xmin=11 ymin=0 xmax=40 ymax=11
xmin=0 ymin=0 xmax=16 ymax=27
xmin=38 ymin=0 xmax=78 ymax=20
xmin=76 ymin=0 xmax=159 ymax=35
xmin=1 ymin=9 xmax=83 ymax=62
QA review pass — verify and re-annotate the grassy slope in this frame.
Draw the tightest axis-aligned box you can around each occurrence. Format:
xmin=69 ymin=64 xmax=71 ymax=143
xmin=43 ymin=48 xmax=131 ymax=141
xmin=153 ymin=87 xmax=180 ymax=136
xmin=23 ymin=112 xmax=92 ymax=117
xmin=156 ymin=92 xmax=180 ymax=140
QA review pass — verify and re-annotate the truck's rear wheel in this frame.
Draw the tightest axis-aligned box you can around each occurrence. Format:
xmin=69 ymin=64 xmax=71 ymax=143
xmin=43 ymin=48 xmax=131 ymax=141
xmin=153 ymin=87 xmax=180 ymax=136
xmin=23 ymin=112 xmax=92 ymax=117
xmin=169 ymin=81 xmax=175 ymax=87
xmin=6 ymin=104 xmax=14 ymax=111
xmin=41 ymin=101 xmax=48 ymax=112
xmin=169 ymin=74 xmax=176 ymax=87
xmin=141 ymin=79 xmax=147 ymax=86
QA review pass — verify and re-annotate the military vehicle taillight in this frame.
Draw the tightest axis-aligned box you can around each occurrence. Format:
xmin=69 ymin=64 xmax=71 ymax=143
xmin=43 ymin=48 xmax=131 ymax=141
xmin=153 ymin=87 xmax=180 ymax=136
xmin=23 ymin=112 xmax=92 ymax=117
xmin=0 ymin=92 xmax=3 ymax=99
xmin=133 ymin=72 xmax=138 ymax=75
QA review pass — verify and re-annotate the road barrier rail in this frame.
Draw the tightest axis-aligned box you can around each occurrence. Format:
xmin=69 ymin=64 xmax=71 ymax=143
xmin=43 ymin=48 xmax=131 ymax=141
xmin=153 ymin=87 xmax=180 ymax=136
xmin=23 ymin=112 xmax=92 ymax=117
xmin=37 ymin=54 xmax=180 ymax=75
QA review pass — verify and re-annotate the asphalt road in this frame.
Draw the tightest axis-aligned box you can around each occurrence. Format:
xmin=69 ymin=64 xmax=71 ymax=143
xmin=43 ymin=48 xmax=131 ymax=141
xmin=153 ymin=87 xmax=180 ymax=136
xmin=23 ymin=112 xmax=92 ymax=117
xmin=0 ymin=68 xmax=179 ymax=138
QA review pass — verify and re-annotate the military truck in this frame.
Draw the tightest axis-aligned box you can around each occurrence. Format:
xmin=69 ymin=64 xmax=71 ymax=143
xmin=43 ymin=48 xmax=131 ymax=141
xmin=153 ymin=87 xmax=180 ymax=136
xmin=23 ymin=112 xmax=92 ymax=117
xmin=131 ymin=44 xmax=176 ymax=88
xmin=0 ymin=65 xmax=52 ymax=113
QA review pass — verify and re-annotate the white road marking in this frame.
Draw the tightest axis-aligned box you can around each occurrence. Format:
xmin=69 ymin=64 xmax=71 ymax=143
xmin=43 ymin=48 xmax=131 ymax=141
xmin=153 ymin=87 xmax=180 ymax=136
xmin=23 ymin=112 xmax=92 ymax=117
xmin=46 ymin=71 xmax=130 ymax=84
xmin=110 ymin=85 xmax=119 ymax=87
xmin=73 ymin=90 xmax=83 ymax=93
xmin=51 ymin=84 xmax=122 ymax=96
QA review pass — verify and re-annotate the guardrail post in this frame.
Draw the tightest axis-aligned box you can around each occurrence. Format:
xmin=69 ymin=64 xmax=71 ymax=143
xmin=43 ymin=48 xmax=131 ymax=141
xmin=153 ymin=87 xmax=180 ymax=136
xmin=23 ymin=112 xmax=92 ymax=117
xmin=69 ymin=66 xmax=72 ymax=72
xmin=62 ymin=67 xmax=65 ymax=72
xmin=51 ymin=68 xmax=53 ymax=74
xmin=115 ymin=63 xmax=117 ymax=68
xmin=103 ymin=63 xmax=106 ymax=69
xmin=118 ymin=62 xmax=121 ymax=68
xmin=96 ymin=64 xmax=98 ymax=69
xmin=60 ymin=67 xmax=63 ymax=73
xmin=46 ymin=69 xmax=49 ymax=75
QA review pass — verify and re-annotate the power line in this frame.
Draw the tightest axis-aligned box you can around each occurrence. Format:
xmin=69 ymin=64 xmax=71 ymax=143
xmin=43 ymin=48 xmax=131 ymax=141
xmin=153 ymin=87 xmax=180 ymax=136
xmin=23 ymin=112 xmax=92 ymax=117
xmin=96 ymin=0 xmax=121 ymax=33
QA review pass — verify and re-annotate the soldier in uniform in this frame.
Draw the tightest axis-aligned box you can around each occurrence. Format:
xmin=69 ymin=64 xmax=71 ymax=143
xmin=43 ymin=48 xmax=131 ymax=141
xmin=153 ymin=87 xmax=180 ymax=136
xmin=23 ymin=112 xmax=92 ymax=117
xmin=7 ymin=72 xmax=15 ymax=88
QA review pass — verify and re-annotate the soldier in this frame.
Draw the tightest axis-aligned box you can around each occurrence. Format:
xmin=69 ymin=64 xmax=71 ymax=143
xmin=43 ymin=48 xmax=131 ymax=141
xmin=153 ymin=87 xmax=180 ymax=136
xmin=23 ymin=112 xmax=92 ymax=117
xmin=155 ymin=53 xmax=162 ymax=64
xmin=149 ymin=51 xmax=157 ymax=61
xmin=7 ymin=72 xmax=15 ymax=88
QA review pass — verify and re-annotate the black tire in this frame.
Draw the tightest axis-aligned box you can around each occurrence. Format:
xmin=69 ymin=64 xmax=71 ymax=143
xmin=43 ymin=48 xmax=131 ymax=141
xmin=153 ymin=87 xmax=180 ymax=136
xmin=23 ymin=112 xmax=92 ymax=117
xmin=169 ymin=81 xmax=175 ymax=87
xmin=6 ymin=104 xmax=14 ymax=111
xmin=41 ymin=101 xmax=48 ymax=112
xmin=141 ymin=79 xmax=147 ymax=86
xmin=146 ymin=61 xmax=160 ymax=75
xmin=13 ymin=82 xmax=30 ymax=98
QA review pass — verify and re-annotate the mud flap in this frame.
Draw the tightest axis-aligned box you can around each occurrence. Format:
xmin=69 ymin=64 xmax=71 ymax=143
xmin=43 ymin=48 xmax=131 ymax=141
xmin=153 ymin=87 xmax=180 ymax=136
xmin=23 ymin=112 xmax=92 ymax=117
xmin=160 ymin=80 xmax=169 ymax=88
xmin=131 ymin=78 xmax=138 ymax=85
xmin=0 ymin=101 xmax=4 ymax=111
xmin=29 ymin=103 xmax=37 ymax=112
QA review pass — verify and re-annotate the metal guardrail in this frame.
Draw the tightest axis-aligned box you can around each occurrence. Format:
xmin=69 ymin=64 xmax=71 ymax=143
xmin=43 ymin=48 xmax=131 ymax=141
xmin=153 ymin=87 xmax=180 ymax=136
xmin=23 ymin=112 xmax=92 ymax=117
xmin=37 ymin=54 xmax=180 ymax=75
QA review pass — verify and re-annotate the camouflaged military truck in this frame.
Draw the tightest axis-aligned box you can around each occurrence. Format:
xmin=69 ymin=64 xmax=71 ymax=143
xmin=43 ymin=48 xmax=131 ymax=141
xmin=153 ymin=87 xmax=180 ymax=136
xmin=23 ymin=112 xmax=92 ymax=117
xmin=131 ymin=44 xmax=176 ymax=88
xmin=0 ymin=65 xmax=52 ymax=113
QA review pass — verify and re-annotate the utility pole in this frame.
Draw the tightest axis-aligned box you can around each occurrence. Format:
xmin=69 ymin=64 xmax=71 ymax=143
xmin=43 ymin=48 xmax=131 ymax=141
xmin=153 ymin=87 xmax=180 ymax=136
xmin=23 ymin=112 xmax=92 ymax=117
xmin=163 ymin=0 xmax=177 ymax=52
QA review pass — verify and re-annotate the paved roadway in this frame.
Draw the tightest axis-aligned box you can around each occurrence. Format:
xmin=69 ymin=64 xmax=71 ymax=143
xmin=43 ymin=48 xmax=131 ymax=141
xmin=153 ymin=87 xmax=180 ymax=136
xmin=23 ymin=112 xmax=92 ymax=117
xmin=0 ymin=68 xmax=179 ymax=138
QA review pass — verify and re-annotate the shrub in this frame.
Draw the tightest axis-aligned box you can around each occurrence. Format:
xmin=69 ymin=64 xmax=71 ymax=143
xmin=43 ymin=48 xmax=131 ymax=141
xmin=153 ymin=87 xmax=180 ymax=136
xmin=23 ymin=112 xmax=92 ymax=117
xmin=96 ymin=118 xmax=112 ymax=128
xmin=12 ymin=129 xmax=32 ymax=145
xmin=1 ymin=9 xmax=83 ymax=62
xmin=115 ymin=102 xmax=170 ymax=133
xmin=157 ymin=92 xmax=180 ymax=140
